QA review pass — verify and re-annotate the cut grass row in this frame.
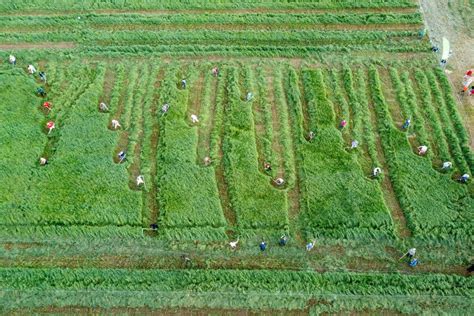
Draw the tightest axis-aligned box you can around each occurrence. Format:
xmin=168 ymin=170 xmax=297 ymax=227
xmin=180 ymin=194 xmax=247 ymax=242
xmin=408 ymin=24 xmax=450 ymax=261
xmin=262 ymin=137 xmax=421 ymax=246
xmin=0 ymin=267 xmax=470 ymax=311
xmin=291 ymin=67 xmax=393 ymax=239
xmin=369 ymin=66 xmax=473 ymax=240
xmin=0 ymin=30 xmax=423 ymax=46
xmin=155 ymin=64 xmax=227 ymax=240
xmin=223 ymin=66 xmax=289 ymax=236
xmin=0 ymin=12 xmax=423 ymax=28
xmin=0 ymin=0 xmax=418 ymax=12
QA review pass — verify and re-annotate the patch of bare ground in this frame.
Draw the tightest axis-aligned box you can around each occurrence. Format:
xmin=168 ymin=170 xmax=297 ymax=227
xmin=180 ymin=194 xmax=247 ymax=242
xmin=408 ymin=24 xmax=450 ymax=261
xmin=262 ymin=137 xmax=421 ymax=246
xmin=9 ymin=306 xmax=307 ymax=316
xmin=0 ymin=42 xmax=75 ymax=50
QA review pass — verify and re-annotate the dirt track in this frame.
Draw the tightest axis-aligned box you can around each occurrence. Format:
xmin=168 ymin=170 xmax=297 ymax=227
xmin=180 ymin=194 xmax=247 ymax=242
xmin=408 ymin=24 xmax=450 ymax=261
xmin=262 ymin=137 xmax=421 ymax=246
xmin=420 ymin=0 xmax=474 ymax=147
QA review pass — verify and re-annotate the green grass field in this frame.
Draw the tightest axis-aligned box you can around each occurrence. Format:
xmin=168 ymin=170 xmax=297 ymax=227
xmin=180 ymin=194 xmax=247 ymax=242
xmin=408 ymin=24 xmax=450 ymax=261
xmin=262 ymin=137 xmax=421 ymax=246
xmin=0 ymin=0 xmax=473 ymax=314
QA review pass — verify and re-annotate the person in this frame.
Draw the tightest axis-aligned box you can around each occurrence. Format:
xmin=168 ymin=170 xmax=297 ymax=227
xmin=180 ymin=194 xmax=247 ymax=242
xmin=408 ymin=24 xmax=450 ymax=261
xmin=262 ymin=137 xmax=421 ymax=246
xmin=351 ymin=140 xmax=359 ymax=149
xmin=204 ymin=156 xmax=212 ymax=166
xmin=39 ymin=157 xmax=48 ymax=166
xmin=440 ymin=59 xmax=447 ymax=66
xmin=418 ymin=28 xmax=426 ymax=39
xmin=431 ymin=46 xmax=439 ymax=53
xmin=28 ymin=64 xmax=36 ymax=74
xmin=46 ymin=121 xmax=55 ymax=134
xmin=459 ymin=173 xmax=470 ymax=183
xmin=308 ymin=131 xmax=315 ymax=141
xmin=264 ymin=162 xmax=272 ymax=172
xmin=181 ymin=255 xmax=192 ymax=267
xmin=9 ymin=55 xmax=16 ymax=65
xmin=117 ymin=151 xmax=126 ymax=163
xmin=36 ymin=87 xmax=46 ymax=97
xmin=150 ymin=223 xmax=158 ymax=230
xmin=212 ymin=67 xmax=219 ymax=77
xmin=399 ymin=247 xmax=416 ymax=260
xmin=229 ymin=238 xmax=239 ymax=250
xmin=274 ymin=178 xmax=284 ymax=186
xmin=402 ymin=118 xmax=411 ymax=129
xmin=39 ymin=71 xmax=46 ymax=83
xmin=136 ymin=175 xmax=145 ymax=186
xmin=111 ymin=119 xmax=121 ymax=129
xmin=306 ymin=240 xmax=315 ymax=251
xmin=99 ymin=102 xmax=109 ymax=112
xmin=161 ymin=103 xmax=170 ymax=114
xmin=191 ymin=114 xmax=199 ymax=123
xmin=467 ymin=264 xmax=474 ymax=273
xmin=469 ymin=86 xmax=474 ymax=96
xmin=372 ymin=167 xmax=382 ymax=178
xmin=246 ymin=92 xmax=253 ymax=102
xmin=418 ymin=145 xmax=428 ymax=156
xmin=43 ymin=101 xmax=52 ymax=112
xmin=279 ymin=235 xmax=288 ymax=246
xmin=259 ymin=241 xmax=267 ymax=251
xmin=181 ymin=79 xmax=187 ymax=89
xmin=441 ymin=161 xmax=452 ymax=170
xmin=339 ymin=120 xmax=347 ymax=129
xmin=462 ymin=74 xmax=473 ymax=93
xmin=409 ymin=258 xmax=418 ymax=267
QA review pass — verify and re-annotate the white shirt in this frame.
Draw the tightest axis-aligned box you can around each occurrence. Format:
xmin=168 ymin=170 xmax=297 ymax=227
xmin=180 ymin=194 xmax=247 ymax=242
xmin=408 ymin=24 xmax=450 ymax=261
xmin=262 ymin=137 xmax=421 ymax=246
xmin=373 ymin=167 xmax=381 ymax=176
xmin=9 ymin=55 xmax=16 ymax=63
xmin=418 ymin=146 xmax=428 ymax=154
xmin=442 ymin=161 xmax=452 ymax=169
xmin=191 ymin=114 xmax=199 ymax=123
xmin=28 ymin=65 xmax=36 ymax=74
xmin=111 ymin=120 xmax=120 ymax=128
xmin=351 ymin=140 xmax=359 ymax=148
xmin=408 ymin=248 xmax=416 ymax=256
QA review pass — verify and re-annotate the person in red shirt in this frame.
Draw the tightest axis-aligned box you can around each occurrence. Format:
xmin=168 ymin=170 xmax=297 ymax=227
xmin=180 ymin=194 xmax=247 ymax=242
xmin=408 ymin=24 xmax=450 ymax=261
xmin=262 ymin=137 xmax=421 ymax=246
xmin=46 ymin=121 xmax=55 ymax=134
xmin=339 ymin=119 xmax=347 ymax=129
xmin=43 ymin=101 xmax=52 ymax=112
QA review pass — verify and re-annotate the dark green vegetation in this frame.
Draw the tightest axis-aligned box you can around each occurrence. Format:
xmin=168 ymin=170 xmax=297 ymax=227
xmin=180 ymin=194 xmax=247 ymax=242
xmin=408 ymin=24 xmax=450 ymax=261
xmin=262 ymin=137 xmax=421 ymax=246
xmin=0 ymin=0 xmax=472 ymax=314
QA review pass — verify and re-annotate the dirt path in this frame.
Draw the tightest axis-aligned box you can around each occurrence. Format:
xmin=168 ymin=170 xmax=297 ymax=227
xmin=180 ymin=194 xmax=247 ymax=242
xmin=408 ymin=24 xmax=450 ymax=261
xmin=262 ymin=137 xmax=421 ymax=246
xmin=0 ymin=42 xmax=75 ymax=50
xmin=420 ymin=0 xmax=474 ymax=147
xmin=147 ymin=68 xmax=165 ymax=228
xmin=267 ymin=72 xmax=286 ymax=179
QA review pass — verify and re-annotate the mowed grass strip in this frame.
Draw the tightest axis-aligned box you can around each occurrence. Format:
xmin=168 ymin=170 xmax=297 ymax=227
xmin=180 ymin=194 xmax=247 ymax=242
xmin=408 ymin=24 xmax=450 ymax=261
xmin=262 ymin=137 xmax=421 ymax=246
xmin=295 ymin=68 xmax=393 ymax=239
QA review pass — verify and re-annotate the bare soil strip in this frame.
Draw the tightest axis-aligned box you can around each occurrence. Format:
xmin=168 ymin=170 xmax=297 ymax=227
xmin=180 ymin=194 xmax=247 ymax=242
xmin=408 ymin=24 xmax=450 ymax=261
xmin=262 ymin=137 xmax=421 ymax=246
xmin=267 ymin=69 xmax=286 ymax=180
xmin=148 ymin=68 xmax=165 ymax=227
xmin=214 ymin=71 xmax=236 ymax=229
xmin=0 ymin=42 xmax=75 ymax=49
xmin=188 ymin=69 xmax=205 ymax=165
xmin=199 ymin=72 xmax=218 ymax=161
